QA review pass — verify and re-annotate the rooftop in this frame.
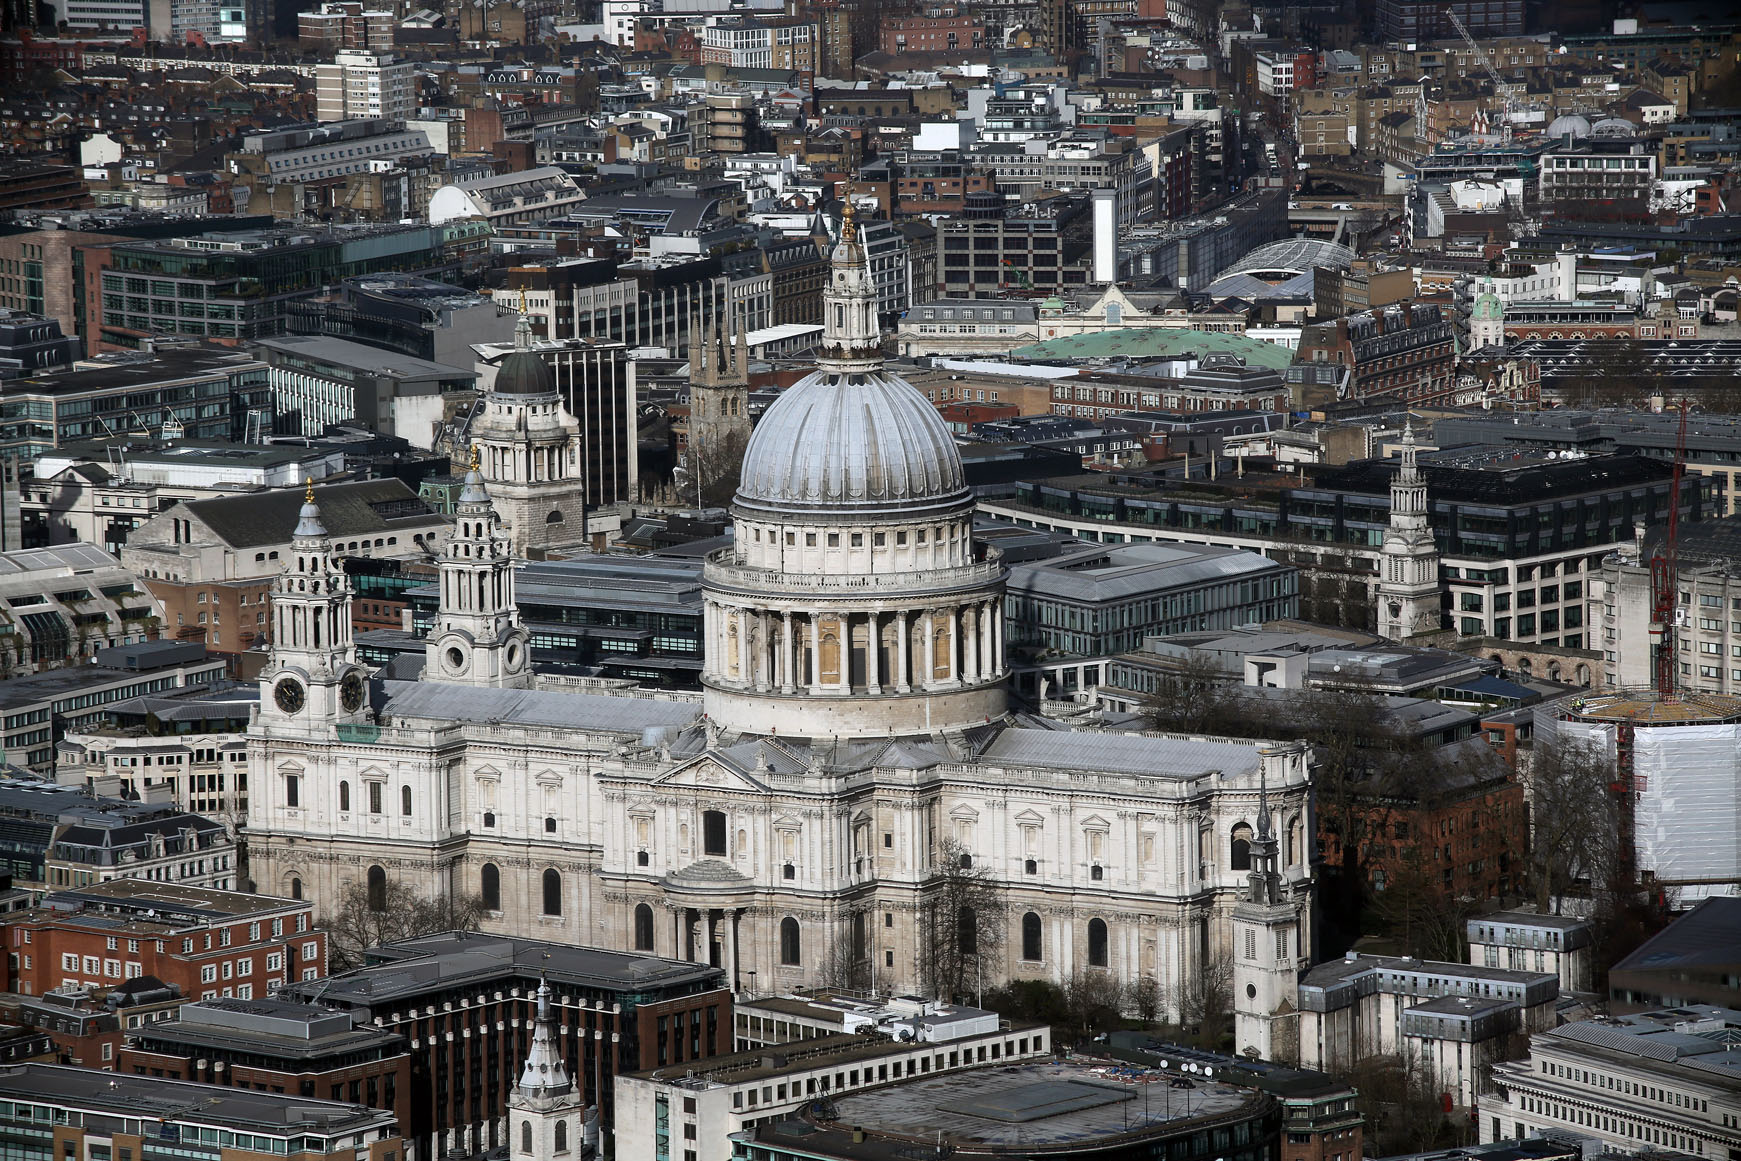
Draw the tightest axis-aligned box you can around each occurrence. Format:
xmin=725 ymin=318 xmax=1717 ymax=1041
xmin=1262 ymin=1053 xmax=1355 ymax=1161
xmin=1011 ymin=329 xmax=1294 ymax=369
xmin=798 ymin=1059 xmax=1255 ymax=1153
xmin=254 ymin=335 xmax=475 ymax=380
xmin=286 ymin=932 xmax=724 ymax=1008
xmin=1559 ymin=689 xmax=1741 ymax=725
xmin=41 ymin=879 xmax=305 ymax=921
xmin=0 ymin=1063 xmax=394 ymax=1136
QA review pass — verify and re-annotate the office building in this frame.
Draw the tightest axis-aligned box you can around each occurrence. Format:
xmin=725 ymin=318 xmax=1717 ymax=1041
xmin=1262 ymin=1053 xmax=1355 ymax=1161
xmin=0 ymin=1064 xmax=399 ymax=1160
xmin=256 ymin=335 xmax=476 ymax=441
xmin=0 ymin=348 xmax=271 ymax=461
xmin=280 ymin=933 xmax=732 ymax=1160
xmin=0 ymin=640 xmax=223 ymax=769
xmin=1609 ymin=897 xmax=1741 ymax=1012
xmin=0 ymin=545 xmax=160 ymax=673
xmin=315 ymin=50 xmax=415 ymax=123
xmin=0 ymin=776 xmax=233 ymax=891
xmin=1479 ymin=1006 xmax=1741 ymax=1153
xmin=1467 ymin=912 xmax=1595 ymax=994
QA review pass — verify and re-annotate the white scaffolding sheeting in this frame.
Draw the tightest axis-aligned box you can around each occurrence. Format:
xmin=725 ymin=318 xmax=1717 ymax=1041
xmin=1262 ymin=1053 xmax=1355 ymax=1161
xmin=1634 ymin=723 xmax=1741 ymax=884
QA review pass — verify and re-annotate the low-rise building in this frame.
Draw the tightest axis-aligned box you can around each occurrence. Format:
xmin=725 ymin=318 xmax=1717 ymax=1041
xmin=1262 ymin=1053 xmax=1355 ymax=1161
xmin=257 ymin=335 xmax=476 ymax=441
xmin=428 ymin=167 xmax=586 ymax=228
xmin=1467 ymin=911 xmax=1594 ymax=994
xmin=0 ymin=1063 xmax=401 ymax=1160
xmin=0 ymin=879 xmax=321 ymax=999
xmin=1609 ymin=896 xmax=1741 ymax=1012
xmin=24 ymin=439 xmax=344 ymax=554
xmin=0 ymin=545 xmax=161 ymax=673
xmin=119 ymin=996 xmax=410 ymax=1127
xmin=281 ymin=932 xmax=733 ymax=1161
xmin=1291 ymin=303 xmax=1456 ymax=406
xmin=1479 ymin=1005 xmax=1741 ymax=1153
xmin=0 ymin=640 xmax=224 ymax=770
xmin=1298 ymin=951 xmax=1558 ymax=1101
xmin=621 ymin=1019 xmax=1054 ymax=1161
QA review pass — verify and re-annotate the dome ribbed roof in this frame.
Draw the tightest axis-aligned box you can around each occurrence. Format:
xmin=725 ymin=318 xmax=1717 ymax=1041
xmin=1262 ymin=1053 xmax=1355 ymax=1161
xmin=492 ymin=348 xmax=556 ymax=395
xmin=735 ymin=369 xmax=970 ymax=517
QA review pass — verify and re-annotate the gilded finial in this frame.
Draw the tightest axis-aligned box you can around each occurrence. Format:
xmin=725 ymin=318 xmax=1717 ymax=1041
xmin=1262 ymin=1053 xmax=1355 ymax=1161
xmin=304 ymin=473 xmax=314 ymax=504
xmin=470 ymin=443 xmax=480 ymax=473
xmin=519 ymin=287 xmax=528 ymax=315
xmin=841 ymin=179 xmax=856 ymax=243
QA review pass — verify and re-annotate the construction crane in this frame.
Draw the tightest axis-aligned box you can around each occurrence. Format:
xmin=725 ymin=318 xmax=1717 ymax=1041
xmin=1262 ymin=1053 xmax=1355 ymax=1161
xmin=1444 ymin=7 xmax=1515 ymax=145
xmin=1648 ymin=400 xmax=1689 ymax=698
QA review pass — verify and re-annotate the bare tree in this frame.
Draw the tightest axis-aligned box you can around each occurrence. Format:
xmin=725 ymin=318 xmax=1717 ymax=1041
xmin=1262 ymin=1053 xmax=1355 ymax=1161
xmin=1370 ymin=841 xmax=1473 ymax=962
xmin=1525 ymin=732 xmax=1620 ymax=914
xmin=816 ymin=910 xmax=873 ymax=992
xmin=1175 ymin=951 xmax=1235 ymax=1051
xmin=1141 ymin=650 xmax=1237 ymax=735
xmin=919 ymin=839 xmax=1004 ymax=1003
xmin=323 ymin=876 xmax=487 ymax=972
xmin=1062 ymin=972 xmax=1127 ymax=1040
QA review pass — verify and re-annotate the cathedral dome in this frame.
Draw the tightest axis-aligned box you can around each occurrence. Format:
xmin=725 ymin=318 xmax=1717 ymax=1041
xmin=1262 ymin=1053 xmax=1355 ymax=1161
xmin=492 ymin=348 xmax=556 ymax=396
xmin=734 ymin=369 xmax=970 ymax=518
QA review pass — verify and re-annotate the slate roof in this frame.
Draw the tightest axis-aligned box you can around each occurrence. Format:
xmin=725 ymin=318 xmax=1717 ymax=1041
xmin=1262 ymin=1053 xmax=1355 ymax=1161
xmin=183 ymin=479 xmax=446 ymax=549
xmin=977 ymin=728 xmax=1261 ymax=779
xmin=378 ymin=680 xmax=701 ymax=734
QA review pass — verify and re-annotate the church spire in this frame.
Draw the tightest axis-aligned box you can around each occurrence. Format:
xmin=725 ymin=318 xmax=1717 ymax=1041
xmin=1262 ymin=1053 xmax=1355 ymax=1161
xmin=518 ymin=978 xmax=573 ymax=1099
xmin=1248 ymin=769 xmax=1283 ymax=907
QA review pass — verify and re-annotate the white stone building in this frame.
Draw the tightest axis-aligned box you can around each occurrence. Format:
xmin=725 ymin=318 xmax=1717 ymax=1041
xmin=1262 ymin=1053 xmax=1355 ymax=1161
xmin=1467 ymin=911 xmax=1594 ymax=995
xmin=243 ymin=204 xmax=1315 ymax=1016
xmin=1480 ymin=1006 xmax=1741 ymax=1156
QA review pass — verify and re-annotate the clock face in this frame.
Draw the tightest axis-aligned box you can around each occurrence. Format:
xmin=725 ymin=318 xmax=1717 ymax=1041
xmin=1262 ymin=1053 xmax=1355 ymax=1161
xmin=340 ymin=671 xmax=366 ymax=713
xmin=274 ymin=678 xmax=306 ymax=715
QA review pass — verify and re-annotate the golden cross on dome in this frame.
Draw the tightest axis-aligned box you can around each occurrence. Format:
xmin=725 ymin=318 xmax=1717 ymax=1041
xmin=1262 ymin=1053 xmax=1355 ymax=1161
xmin=304 ymin=474 xmax=314 ymax=504
xmin=470 ymin=444 xmax=481 ymax=473
xmin=520 ymin=287 xmax=528 ymax=314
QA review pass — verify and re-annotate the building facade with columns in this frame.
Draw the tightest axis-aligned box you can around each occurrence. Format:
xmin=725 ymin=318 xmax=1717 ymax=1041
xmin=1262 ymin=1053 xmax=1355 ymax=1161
xmin=245 ymin=205 xmax=1317 ymax=1043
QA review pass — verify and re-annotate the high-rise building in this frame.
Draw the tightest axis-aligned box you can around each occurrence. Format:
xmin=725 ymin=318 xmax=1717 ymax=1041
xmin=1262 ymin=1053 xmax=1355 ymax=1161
xmin=315 ymin=49 xmax=415 ymax=124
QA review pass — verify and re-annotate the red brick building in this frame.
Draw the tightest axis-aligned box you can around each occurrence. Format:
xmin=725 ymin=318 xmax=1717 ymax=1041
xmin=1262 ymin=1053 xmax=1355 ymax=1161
xmin=1293 ymin=303 xmax=1457 ymax=406
xmin=1 ymin=880 xmax=324 ymax=1001
xmin=878 ymin=5 xmax=983 ymax=54
xmin=17 ymin=977 xmax=183 ymax=1070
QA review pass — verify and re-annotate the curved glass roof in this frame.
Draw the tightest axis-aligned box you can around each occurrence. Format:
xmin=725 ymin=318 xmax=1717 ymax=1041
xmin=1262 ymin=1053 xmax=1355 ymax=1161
xmin=1220 ymin=237 xmax=1359 ymax=281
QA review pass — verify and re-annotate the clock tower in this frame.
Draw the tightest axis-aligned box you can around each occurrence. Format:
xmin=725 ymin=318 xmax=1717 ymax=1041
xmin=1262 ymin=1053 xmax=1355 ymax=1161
xmin=425 ymin=453 xmax=533 ymax=688
xmin=258 ymin=481 xmax=373 ymax=734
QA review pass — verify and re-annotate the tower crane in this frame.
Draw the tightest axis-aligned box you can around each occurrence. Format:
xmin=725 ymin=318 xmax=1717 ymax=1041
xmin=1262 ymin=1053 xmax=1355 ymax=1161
xmin=1444 ymin=7 xmax=1515 ymax=145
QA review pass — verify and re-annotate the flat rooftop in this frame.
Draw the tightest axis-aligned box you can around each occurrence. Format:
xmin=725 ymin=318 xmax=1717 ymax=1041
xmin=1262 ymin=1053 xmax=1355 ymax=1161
xmin=43 ymin=879 xmax=304 ymax=919
xmin=824 ymin=1059 xmax=1254 ymax=1149
xmin=0 ymin=1063 xmax=393 ymax=1135
xmin=1561 ymin=689 xmax=1741 ymax=725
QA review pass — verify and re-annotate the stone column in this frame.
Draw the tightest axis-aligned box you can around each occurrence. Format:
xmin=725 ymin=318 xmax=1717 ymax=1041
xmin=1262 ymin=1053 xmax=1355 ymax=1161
xmin=808 ymin=614 xmax=822 ymax=694
xmin=948 ymin=607 xmax=962 ymax=685
xmin=753 ymin=613 xmax=770 ymax=693
xmin=726 ymin=908 xmax=740 ymax=992
xmin=705 ymin=909 xmax=718 ymax=968
xmin=992 ymin=598 xmax=1004 ymax=675
xmin=922 ymin=612 xmax=937 ymax=690
xmin=866 ymin=611 xmax=881 ymax=694
xmin=895 ymin=611 xmax=911 ymax=693
xmin=980 ymin=600 xmax=995 ymax=679
xmin=963 ymin=606 xmax=979 ymax=685
xmin=781 ymin=612 xmax=796 ymax=694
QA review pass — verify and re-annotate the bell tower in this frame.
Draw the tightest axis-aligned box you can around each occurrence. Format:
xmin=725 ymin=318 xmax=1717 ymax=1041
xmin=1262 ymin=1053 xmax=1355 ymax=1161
xmin=258 ymin=481 xmax=372 ymax=732
xmin=1377 ymin=420 xmax=1441 ymax=640
xmin=1232 ymin=763 xmax=1302 ymax=1063
xmin=686 ymin=306 xmax=752 ymax=507
xmin=509 ymin=980 xmax=586 ymax=1161
xmin=426 ymin=450 xmax=533 ymax=688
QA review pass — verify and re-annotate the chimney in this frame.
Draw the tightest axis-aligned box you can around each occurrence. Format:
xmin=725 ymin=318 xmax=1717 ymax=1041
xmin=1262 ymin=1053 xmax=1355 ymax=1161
xmin=1371 ymin=310 xmax=1385 ymax=336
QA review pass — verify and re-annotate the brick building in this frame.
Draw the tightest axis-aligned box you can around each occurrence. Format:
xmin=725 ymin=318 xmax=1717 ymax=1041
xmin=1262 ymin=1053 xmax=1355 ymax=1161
xmin=17 ymin=976 xmax=183 ymax=1070
xmin=1291 ymin=302 xmax=1456 ymax=406
xmin=0 ymin=160 xmax=89 ymax=215
xmin=878 ymin=5 xmax=983 ymax=54
xmin=281 ymin=932 xmax=733 ymax=1161
xmin=120 ymin=996 xmax=411 ymax=1129
xmin=0 ymin=880 xmax=324 ymax=1000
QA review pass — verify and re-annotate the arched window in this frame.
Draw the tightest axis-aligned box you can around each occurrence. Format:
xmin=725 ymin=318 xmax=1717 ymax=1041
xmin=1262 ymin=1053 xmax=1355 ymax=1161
xmin=289 ymin=877 xmax=302 ymax=901
xmin=401 ymin=785 xmax=412 ymax=817
xmin=555 ymin=1121 xmax=569 ymax=1153
xmin=958 ymin=906 xmax=978 ymax=955
xmin=339 ymin=781 xmax=350 ymax=812
xmin=703 ymin=810 xmax=727 ymax=857
xmin=481 ymin=863 xmax=500 ymax=911
xmin=779 ymin=917 xmax=801 ymax=965
xmin=542 ymin=868 xmax=562 ymax=916
xmin=782 ymin=862 xmax=795 ymax=880
xmin=366 ymin=865 xmax=386 ymax=912
xmin=1230 ymin=822 xmax=1254 ymax=871
xmin=1021 ymin=912 xmax=1042 ymax=961
xmin=634 ymin=903 xmax=655 ymax=951
xmin=957 ymin=852 xmax=972 ymax=870
xmin=1087 ymin=918 xmax=1108 ymax=968
xmin=852 ymin=912 xmax=866 ymax=959
xmin=521 ymin=1123 xmax=532 ymax=1155
xmin=545 ymin=816 xmax=557 ymax=834
xmin=1024 ymin=858 xmax=1037 ymax=875
xmin=1286 ymin=817 xmax=1301 ymax=868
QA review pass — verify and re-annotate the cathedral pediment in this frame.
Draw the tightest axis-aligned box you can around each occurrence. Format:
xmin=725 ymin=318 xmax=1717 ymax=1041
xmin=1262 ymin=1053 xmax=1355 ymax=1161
xmin=651 ymin=754 xmax=769 ymax=794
